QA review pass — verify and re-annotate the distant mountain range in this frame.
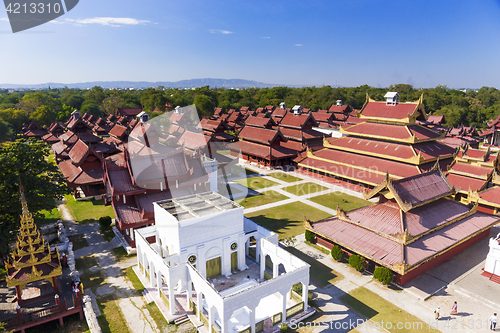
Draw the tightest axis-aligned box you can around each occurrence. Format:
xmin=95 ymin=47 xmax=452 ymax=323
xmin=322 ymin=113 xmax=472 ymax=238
xmin=0 ymin=78 xmax=290 ymax=90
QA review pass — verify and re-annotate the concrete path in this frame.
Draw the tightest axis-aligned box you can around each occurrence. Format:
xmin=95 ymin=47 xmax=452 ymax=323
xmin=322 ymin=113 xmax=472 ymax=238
xmin=57 ymin=200 xmax=160 ymax=333
xmin=292 ymin=229 xmax=500 ymax=333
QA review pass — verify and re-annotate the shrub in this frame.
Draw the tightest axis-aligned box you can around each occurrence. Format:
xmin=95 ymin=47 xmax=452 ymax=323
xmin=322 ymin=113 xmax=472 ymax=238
xmin=280 ymin=323 xmax=289 ymax=332
xmin=305 ymin=230 xmax=315 ymax=242
xmin=349 ymin=254 xmax=366 ymax=272
xmin=99 ymin=216 xmax=112 ymax=228
xmin=374 ymin=267 xmax=393 ymax=285
xmin=331 ymin=245 xmax=343 ymax=261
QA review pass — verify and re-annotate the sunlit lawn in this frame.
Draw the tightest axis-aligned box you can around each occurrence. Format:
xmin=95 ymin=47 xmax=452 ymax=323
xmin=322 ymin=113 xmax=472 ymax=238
xmin=308 ymin=192 xmax=373 ymax=211
xmin=268 ymin=172 xmax=303 ymax=183
xmin=245 ymin=202 xmax=332 ymax=239
xmin=37 ymin=206 xmax=62 ymax=225
xmin=234 ymin=176 xmax=279 ymax=190
xmin=64 ymin=194 xmax=115 ymax=223
xmin=236 ymin=191 xmax=289 ymax=208
xmin=281 ymin=182 xmax=329 ymax=196
xmin=340 ymin=287 xmax=440 ymax=333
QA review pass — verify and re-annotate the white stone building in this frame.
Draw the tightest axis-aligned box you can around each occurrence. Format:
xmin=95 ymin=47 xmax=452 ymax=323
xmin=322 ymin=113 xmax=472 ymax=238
xmin=485 ymin=233 xmax=500 ymax=276
xmin=135 ymin=192 xmax=312 ymax=333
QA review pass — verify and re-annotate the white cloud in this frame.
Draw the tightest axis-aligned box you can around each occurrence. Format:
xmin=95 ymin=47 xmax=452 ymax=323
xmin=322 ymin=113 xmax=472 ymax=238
xmin=295 ymin=44 xmax=303 ymax=46
xmin=0 ymin=18 xmax=9 ymax=22
xmin=210 ymin=29 xmax=233 ymax=34
xmin=262 ymin=36 xmax=271 ymax=39
xmin=61 ymin=17 xmax=150 ymax=27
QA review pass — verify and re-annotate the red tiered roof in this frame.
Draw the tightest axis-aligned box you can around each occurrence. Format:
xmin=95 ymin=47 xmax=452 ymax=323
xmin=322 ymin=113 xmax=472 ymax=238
xmin=360 ymin=101 xmax=420 ymax=120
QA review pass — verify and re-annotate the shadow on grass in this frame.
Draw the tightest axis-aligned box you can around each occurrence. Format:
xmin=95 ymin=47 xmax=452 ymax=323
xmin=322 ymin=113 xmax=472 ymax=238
xmin=340 ymin=293 xmax=379 ymax=319
xmin=285 ymin=247 xmax=343 ymax=287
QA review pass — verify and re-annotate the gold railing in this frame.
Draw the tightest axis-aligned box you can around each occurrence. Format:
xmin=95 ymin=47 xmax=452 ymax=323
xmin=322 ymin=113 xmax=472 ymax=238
xmin=159 ymin=289 xmax=169 ymax=310
xmin=272 ymin=312 xmax=282 ymax=325
xmin=286 ymin=302 xmax=304 ymax=319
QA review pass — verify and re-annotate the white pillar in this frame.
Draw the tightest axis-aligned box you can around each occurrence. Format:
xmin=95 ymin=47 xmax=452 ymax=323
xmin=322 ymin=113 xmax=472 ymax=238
xmin=197 ymin=292 xmax=202 ymax=320
xmin=209 ymin=306 xmax=214 ymax=333
xmin=302 ymin=283 xmax=308 ymax=309
xmin=281 ymin=292 xmax=287 ymax=323
xmin=273 ymin=262 xmax=278 ymax=278
xmin=249 ymin=306 xmax=256 ymax=333
xmin=187 ymin=281 xmax=192 ymax=304
xmin=260 ymin=253 xmax=265 ymax=280
xmin=169 ymin=279 xmax=176 ymax=316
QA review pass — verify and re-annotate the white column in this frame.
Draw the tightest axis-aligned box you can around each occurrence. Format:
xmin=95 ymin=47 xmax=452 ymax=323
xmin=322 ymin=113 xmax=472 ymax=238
xmin=273 ymin=262 xmax=278 ymax=278
xmin=249 ymin=306 xmax=256 ymax=333
xmin=281 ymin=292 xmax=287 ymax=323
xmin=169 ymin=279 xmax=176 ymax=316
xmin=197 ymin=292 xmax=202 ymax=320
xmin=209 ymin=306 xmax=214 ymax=333
xmin=260 ymin=253 xmax=265 ymax=280
xmin=302 ymin=283 xmax=308 ymax=309
xmin=221 ymin=309 xmax=229 ymax=333
xmin=187 ymin=281 xmax=192 ymax=304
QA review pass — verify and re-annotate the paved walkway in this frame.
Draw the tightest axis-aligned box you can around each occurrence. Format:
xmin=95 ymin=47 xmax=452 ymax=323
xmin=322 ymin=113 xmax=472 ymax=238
xmin=58 ymin=200 xmax=161 ymax=333
xmin=235 ymin=164 xmax=376 ymax=216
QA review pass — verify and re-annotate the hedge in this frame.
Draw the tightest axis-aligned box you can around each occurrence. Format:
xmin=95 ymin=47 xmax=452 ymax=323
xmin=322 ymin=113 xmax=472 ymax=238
xmin=374 ymin=267 xmax=393 ymax=285
xmin=331 ymin=245 xmax=343 ymax=261
xmin=348 ymin=254 xmax=366 ymax=272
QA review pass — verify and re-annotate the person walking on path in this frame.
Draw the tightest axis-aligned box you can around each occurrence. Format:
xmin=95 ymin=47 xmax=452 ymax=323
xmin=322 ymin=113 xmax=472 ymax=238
xmin=450 ymin=301 xmax=457 ymax=316
xmin=434 ymin=306 xmax=440 ymax=320
xmin=490 ymin=313 xmax=498 ymax=331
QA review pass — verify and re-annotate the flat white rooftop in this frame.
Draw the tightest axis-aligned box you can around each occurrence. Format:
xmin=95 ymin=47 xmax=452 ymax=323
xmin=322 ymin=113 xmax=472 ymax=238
xmin=157 ymin=192 xmax=241 ymax=221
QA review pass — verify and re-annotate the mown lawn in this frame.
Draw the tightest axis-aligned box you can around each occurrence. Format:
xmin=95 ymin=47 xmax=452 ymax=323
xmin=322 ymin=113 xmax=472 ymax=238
xmin=37 ymin=206 xmax=62 ymax=225
xmin=234 ymin=176 xmax=279 ymax=190
xmin=281 ymin=182 xmax=329 ymax=196
xmin=268 ymin=172 xmax=303 ymax=183
xmin=64 ymin=194 xmax=115 ymax=223
xmin=97 ymin=295 xmax=131 ymax=333
xmin=237 ymin=191 xmax=289 ymax=208
xmin=245 ymin=202 xmax=332 ymax=239
xmin=308 ymin=192 xmax=372 ymax=211
xmin=340 ymin=287 xmax=440 ymax=333
xmin=285 ymin=247 xmax=343 ymax=287
xmin=125 ymin=266 xmax=145 ymax=293
xmin=112 ymin=247 xmax=135 ymax=263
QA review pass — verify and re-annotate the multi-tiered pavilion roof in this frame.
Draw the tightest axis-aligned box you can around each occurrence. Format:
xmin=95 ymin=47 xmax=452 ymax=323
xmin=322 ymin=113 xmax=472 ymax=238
xmin=296 ymin=93 xmax=456 ymax=189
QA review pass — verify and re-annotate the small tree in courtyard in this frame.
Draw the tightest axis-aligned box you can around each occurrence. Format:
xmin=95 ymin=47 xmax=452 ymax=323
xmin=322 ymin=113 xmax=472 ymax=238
xmin=349 ymin=254 xmax=366 ymax=272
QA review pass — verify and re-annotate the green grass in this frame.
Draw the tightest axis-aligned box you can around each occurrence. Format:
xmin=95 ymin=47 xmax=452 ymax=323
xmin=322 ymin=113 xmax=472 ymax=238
xmin=234 ymin=176 xmax=279 ymax=190
xmin=37 ymin=206 xmax=62 ymax=225
xmin=340 ymin=287 xmax=440 ymax=333
xmin=101 ymin=226 xmax=115 ymax=242
xmin=285 ymin=247 xmax=343 ymax=287
xmin=281 ymin=182 xmax=329 ymax=196
xmin=64 ymin=194 xmax=115 ymax=224
xmin=245 ymin=202 xmax=332 ymax=239
xmin=68 ymin=234 xmax=89 ymax=251
xmin=145 ymin=302 xmax=173 ymax=331
xmin=308 ymin=192 xmax=373 ymax=211
xmin=97 ymin=295 xmax=131 ymax=333
xmin=268 ymin=172 xmax=303 ymax=183
xmin=112 ymin=247 xmax=135 ymax=263
xmin=125 ymin=266 xmax=145 ymax=293
xmin=236 ymin=190 xmax=289 ymax=208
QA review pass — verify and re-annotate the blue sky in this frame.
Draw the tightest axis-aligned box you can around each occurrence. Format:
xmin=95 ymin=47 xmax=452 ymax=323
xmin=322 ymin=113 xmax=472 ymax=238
xmin=1 ymin=0 xmax=500 ymax=88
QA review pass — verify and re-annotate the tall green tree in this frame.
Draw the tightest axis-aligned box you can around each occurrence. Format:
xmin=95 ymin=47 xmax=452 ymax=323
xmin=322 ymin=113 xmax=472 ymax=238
xmin=0 ymin=138 xmax=69 ymax=257
xmin=30 ymin=105 xmax=57 ymax=127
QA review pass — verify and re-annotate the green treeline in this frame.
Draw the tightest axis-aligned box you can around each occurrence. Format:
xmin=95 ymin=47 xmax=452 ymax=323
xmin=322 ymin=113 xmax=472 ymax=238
xmin=0 ymin=83 xmax=499 ymax=141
